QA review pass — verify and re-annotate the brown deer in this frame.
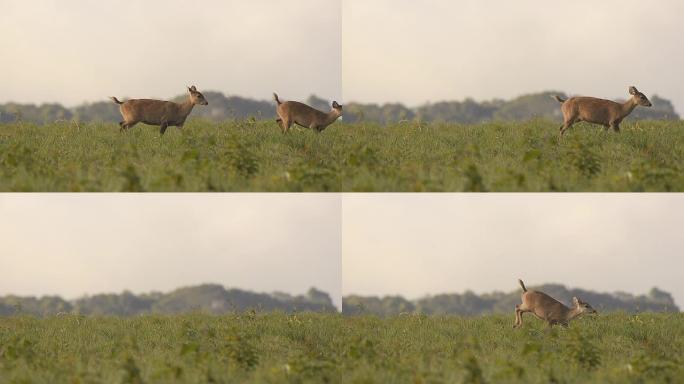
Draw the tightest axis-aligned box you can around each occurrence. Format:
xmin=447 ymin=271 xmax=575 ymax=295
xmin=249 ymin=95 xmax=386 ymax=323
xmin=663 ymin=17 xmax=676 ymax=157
xmin=110 ymin=86 xmax=208 ymax=135
xmin=513 ymin=279 xmax=596 ymax=328
xmin=554 ymin=86 xmax=652 ymax=136
xmin=273 ymin=93 xmax=342 ymax=134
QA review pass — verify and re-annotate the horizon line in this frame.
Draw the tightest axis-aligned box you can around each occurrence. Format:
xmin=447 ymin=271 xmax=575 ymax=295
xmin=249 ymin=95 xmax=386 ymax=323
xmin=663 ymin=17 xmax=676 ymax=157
xmin=0 ymin=89 xmax=679 ymax=112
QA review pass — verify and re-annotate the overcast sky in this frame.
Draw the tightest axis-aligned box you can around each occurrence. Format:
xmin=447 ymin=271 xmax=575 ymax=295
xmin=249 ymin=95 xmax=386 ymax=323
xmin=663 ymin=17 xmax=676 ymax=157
xmin=3 ymin=1 xmax=682 ymax=114
xmin=343 ymin=194 xmax=684 ymax=308
xmin=0 ymin=194 xmax=342 ymax=309
xmin=0 ymin=0 xmax=341 ymax=106
xmin=343 ymin=0 xmax=684 ymax=114
xmin=2 ymin=194 xmax=682 ymax=310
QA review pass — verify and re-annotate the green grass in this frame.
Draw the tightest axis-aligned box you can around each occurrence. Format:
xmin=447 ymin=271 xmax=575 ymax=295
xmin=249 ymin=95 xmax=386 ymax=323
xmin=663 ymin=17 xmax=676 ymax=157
xmin=342 ymin=313 xmax=684 ymax=384
xmin=1 ymin=313 xmax=682 ymax=383
xmin=0 ymin=313 xmax=343 ymax=384
xmin=0 ymin=119 xmax=682 ymax=191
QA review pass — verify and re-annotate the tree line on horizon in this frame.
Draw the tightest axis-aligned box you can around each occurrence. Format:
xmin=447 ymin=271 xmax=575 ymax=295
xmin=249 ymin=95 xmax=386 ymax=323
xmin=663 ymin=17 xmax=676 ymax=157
xmin=343 ymin=284 xmax=679 ymax=317
xmin=1 ymin=283 xmax=678 ymax=317
xmin=0 ymin=91 xmax=679 ymax=125
xmin=0 ymin=285 xmax=336 ymax=317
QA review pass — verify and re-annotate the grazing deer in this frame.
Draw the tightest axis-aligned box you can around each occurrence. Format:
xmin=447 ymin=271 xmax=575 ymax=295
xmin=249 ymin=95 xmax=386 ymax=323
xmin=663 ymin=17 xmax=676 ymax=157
xmin=513 ymin=279 xmax=596 ymax=328
xmin=554 ymin=86 xmax=652 ymax=136
xmin=273 ymin=93 xmax=342 ymax=134
xmin=110 ymin=86 xmax=208 ymax=135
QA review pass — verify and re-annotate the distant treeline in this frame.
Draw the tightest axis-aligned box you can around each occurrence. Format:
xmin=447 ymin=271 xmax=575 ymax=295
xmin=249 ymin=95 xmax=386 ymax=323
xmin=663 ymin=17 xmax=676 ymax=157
xmin=2 ymin=283 xmax=677 ymax=317
xmin=0 ymin=285 xmax=336 ymax=317
xmin=343 ymin=284 xmax=679 ymax=316
xmin=0 ymin=91 xmax=679 ymax=125
xmin=344 ymin=92 xmax=680 ymax=124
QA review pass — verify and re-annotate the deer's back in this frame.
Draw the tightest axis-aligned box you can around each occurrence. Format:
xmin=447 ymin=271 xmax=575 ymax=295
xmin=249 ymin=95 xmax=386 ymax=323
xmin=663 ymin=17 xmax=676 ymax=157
xmin=121 ymin=99 xmax=177 ymax=123
xmin=522 ymin=291 xmax=569 ymax=322
xmin=278 ymin=101 xmax=327 ymax=123
xmin=564 ymin=97 xmax=621 ymax=124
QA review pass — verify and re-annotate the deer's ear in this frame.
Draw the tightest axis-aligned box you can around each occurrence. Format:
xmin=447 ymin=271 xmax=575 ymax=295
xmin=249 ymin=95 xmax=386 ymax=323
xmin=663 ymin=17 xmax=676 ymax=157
xmin=572 ymin=297 xmax=579 ymax=305
xmin=332 ymin=101 xmax=341 ymax=108
xmin=629 ymin=86 xmax=638 ymax=95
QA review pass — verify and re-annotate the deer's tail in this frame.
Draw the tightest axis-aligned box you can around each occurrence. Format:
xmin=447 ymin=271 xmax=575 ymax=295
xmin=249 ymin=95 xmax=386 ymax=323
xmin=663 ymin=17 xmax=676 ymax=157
xmin=273 ymin=93 xmax=281 ymax=105
xmin=553 ymin=95 xmax=567 ymax=104
xmin=110 ymin=96 xmax=124 ymax=105
xmin=518 ymin=279 xmax=528 ymax=292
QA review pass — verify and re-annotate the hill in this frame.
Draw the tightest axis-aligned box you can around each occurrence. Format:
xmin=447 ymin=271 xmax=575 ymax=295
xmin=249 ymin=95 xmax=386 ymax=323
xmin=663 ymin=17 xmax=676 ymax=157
xmin=1 ymin=91 xmax=678 ymax=124
xmin=343 ymin=284 xmax=678 ymax=316
xmin=0 ymin=285 xmax=336 ymax=317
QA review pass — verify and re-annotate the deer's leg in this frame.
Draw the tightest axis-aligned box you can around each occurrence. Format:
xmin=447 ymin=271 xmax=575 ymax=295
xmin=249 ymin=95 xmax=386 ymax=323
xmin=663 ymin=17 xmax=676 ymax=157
xmin=514 ymin=305 xmax=524 ymax=328
xmin=608 ymin=117 xmax=624 ymax=133
xmin=560 ymin=119 xmax=575 ymax=136
xmin=123 ymin=121 xmax=138 ymax=131
xmin=119 ymin=121 xmax=126 ymax=132
xmin=159 ymin=122 xmax=169 ymax=135
xmin=283 ymin=119 xmax=293 ymax=134
xmin=513 ymin=306 xmax=520 ymax=328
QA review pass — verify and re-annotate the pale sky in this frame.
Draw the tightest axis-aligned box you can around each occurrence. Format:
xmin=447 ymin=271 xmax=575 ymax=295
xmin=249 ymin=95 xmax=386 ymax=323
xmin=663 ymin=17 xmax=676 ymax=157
xmin=0 ymin=194 xmax=342 ymax=309
xmin=2 ymin=194 xmax=682 ymax=310
xmin=0 ymin=0 xmax=341 ymax=106
xmin=342 ymin=194 xmax=684 ymax=308
xmin=343 ymin=0 xmax=684 ymax=114
xmin=3 ymin=2 xmax=683 ymax=114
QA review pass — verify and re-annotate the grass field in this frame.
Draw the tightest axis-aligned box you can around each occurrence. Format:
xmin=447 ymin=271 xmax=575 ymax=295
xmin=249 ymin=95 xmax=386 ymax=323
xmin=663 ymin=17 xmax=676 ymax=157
xmin=1 ymin=312 xmax=682 ymax=383
xmin=0 ymin=119 xmax=683 ymax=191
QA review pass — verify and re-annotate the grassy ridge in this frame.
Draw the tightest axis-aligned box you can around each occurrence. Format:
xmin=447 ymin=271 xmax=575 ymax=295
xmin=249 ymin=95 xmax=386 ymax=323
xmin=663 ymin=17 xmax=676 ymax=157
xmin=0 ymin=313 xmax=682 ymax=383
xmin=0 ymin=313 xmax=343 ymax=383
xmin=342 ymin=313 xmax=683 ymax=383
xmin=0 ymin=119 xmax=682 ymax=191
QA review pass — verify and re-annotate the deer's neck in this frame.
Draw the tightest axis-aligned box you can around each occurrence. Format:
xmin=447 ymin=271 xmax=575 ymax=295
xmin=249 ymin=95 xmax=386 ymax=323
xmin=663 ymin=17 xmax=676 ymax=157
xmin=324 ymin=111 xmax=341 ymax=126
xmin=567 ymin=306 xmax=584 ymax=321
xmin=179 ymin=98 xmax=195 ymax=118
xmin=620 ymin=98 xmax=639 ymax=118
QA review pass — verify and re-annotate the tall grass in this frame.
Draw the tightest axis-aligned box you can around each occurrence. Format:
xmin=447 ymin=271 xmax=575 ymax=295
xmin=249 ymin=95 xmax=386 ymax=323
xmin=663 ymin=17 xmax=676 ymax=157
xmin=340 ymin=312 xmax=684 ymax=383
xmin=0 ymin=313 xmax=344 ymax=383
xmin=0 ymin=313 xmax=681 ymax=383
xmin=1 ymin=119 xmax=682 ymax=191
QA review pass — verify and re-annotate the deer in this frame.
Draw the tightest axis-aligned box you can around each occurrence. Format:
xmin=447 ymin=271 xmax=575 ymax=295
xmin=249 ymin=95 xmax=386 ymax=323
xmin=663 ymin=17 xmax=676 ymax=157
xmin=110 ymin=86 xmax=208 ymax=135
xmin=273 ymin=93 xmax=342 ymax=134
xmin=513 ymin=279 xmax=596 ymax=328
xmin=554 ymin=86 xmax=652 ymax=136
